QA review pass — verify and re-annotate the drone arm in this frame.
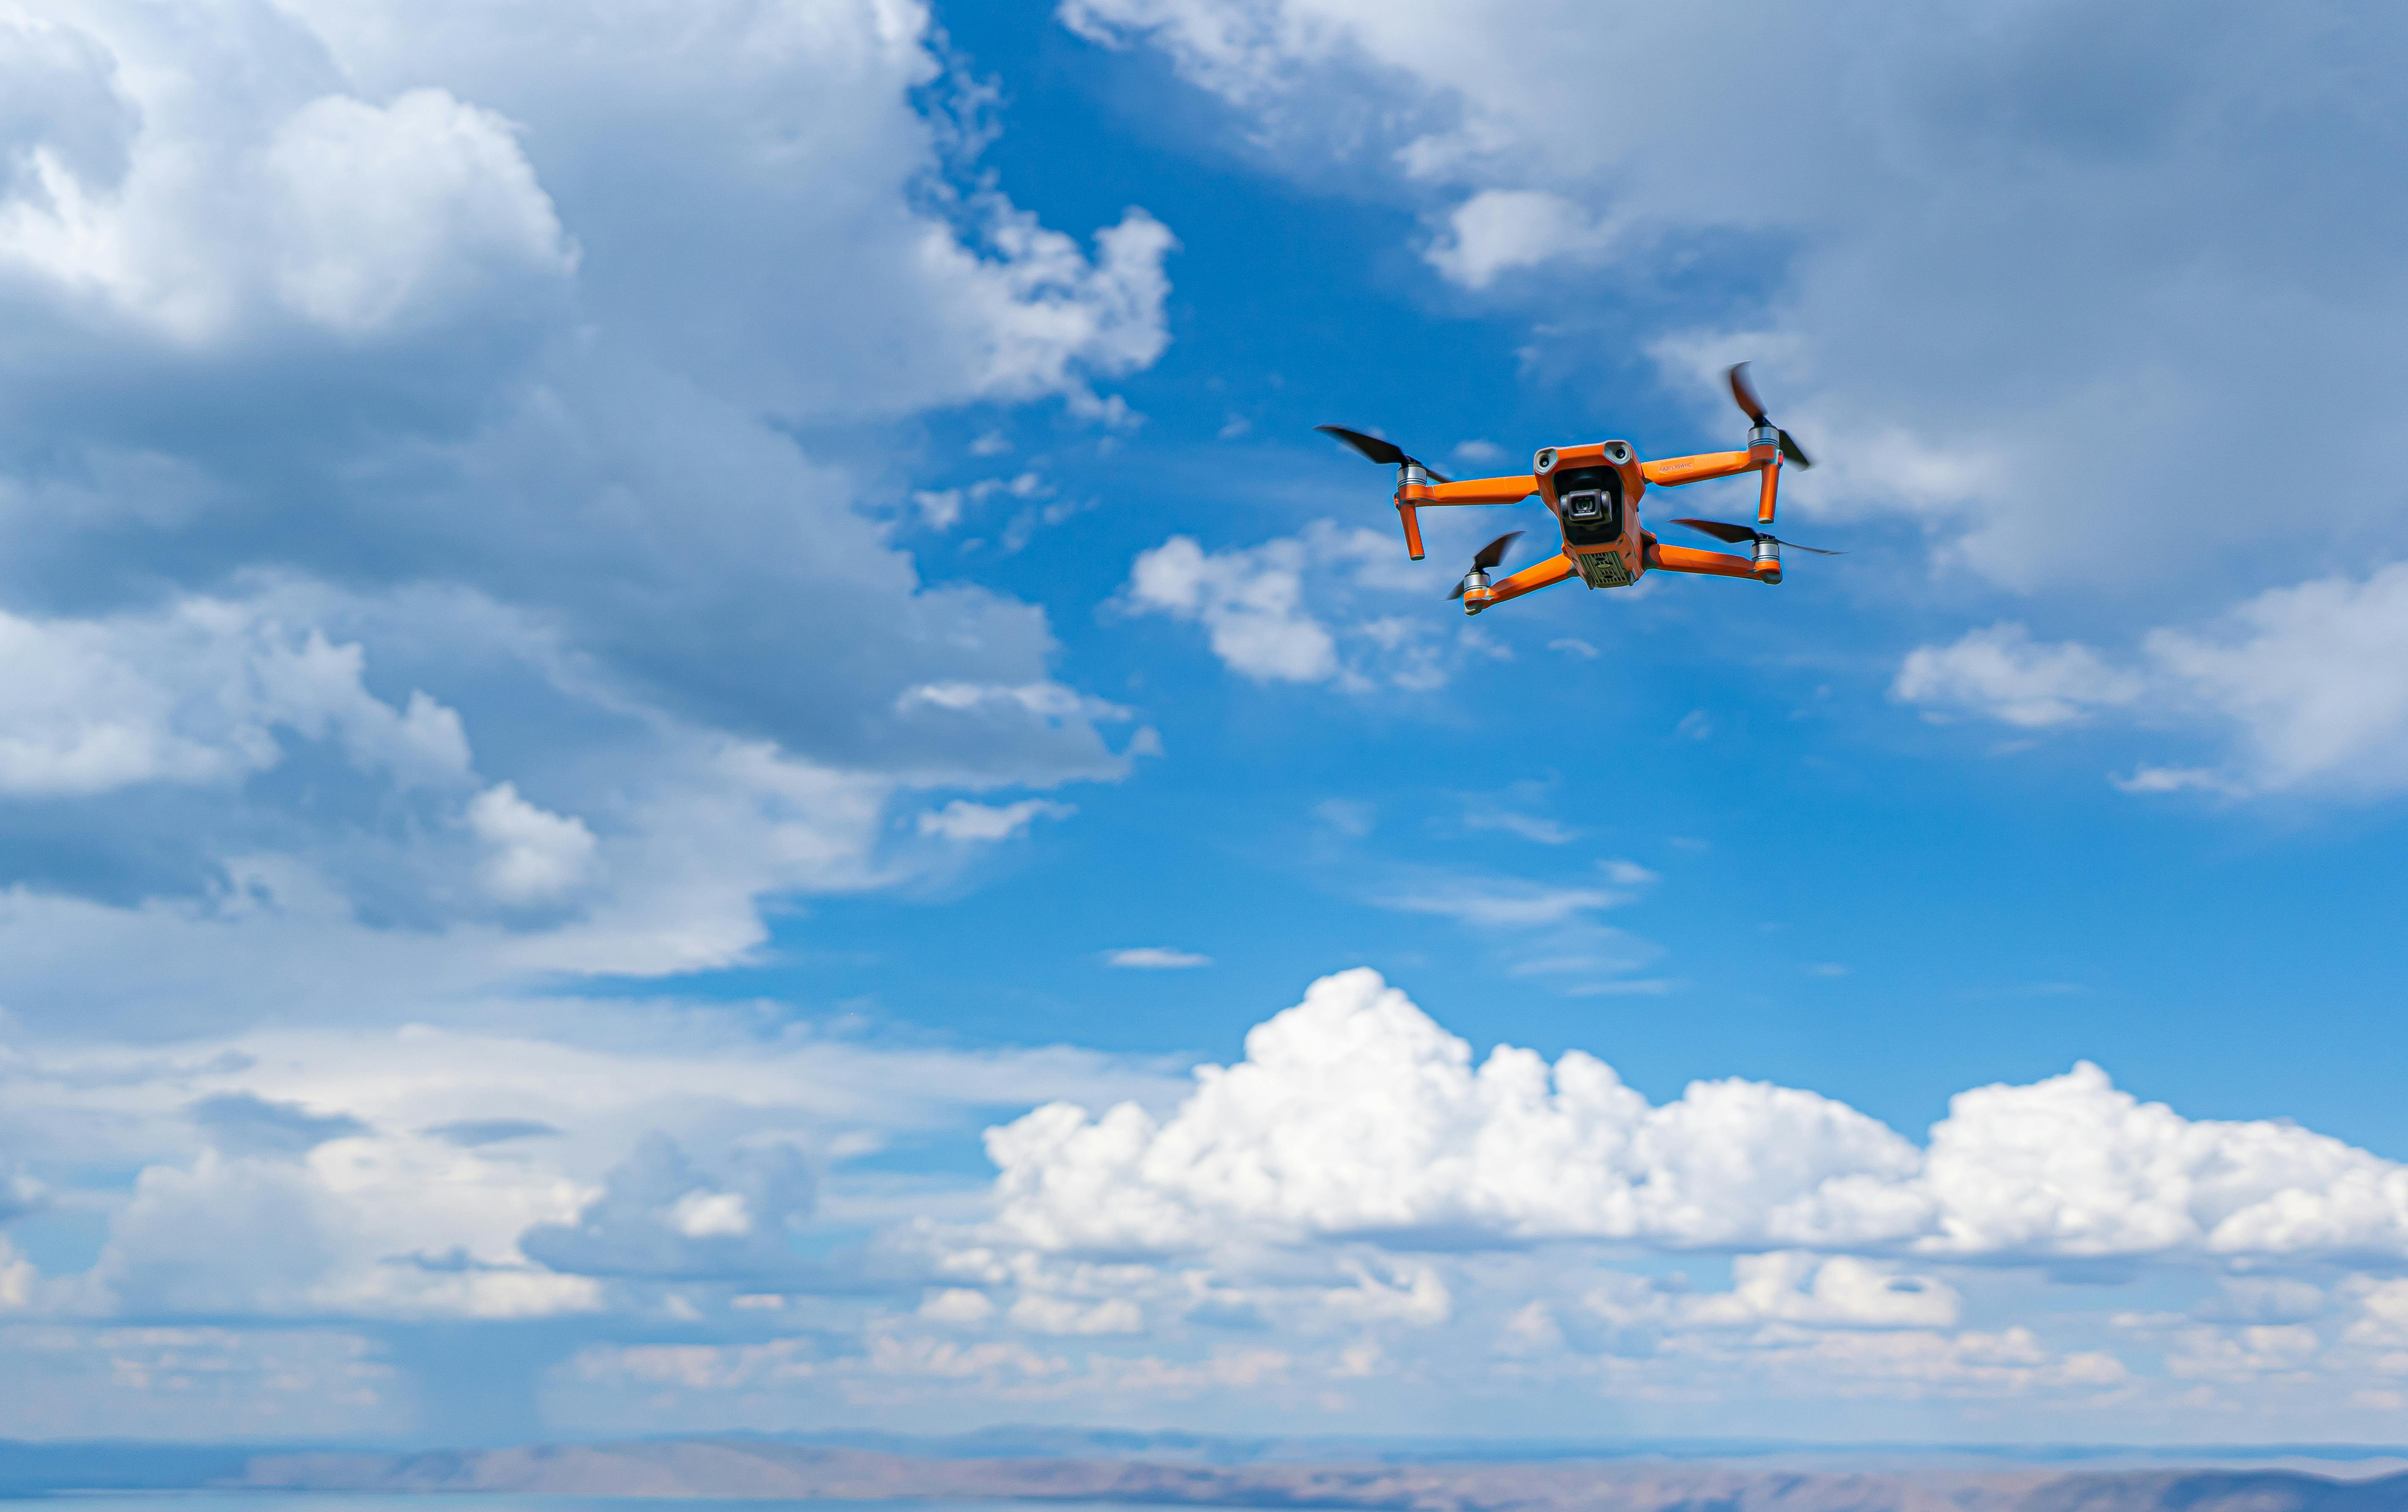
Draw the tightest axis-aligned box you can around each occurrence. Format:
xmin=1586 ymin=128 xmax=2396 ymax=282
xmin=1403 ymin=474 xmax=1539 ymax=506
xmin=1642 ymin=535 xmax=1779 ymax=585
xmin=1394 ymin=473 xmax=1539 ymax=561
xmin=1469 ymin=551 xmax=1578 ymax=612
xmin=1639 ymin=450 xmax=1761 ymax=488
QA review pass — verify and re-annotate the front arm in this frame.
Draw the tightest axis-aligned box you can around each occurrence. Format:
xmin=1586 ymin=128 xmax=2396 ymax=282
xmin=1392 ymin=473 xmax=1538 ymax=560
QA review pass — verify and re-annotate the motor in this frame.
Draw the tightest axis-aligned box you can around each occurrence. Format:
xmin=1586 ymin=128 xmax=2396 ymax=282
xmin=1448 ymin=531 xmax=1522 ymax=615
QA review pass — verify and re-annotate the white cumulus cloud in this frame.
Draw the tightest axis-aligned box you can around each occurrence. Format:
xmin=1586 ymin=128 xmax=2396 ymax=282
xmin=469 ymin=782 xmax=599 ymax=904
xmin=983 ymin=968 xmax=2408 ymax=1264
xmin=1122 ymin=520 xmax=1501 ymax=691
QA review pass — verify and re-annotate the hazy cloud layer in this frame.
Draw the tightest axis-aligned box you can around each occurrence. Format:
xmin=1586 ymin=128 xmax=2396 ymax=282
xmin=584 ymin=973 xmax=2408 ymax=1438
xmin=0 ymin=0 xmax=1174 ymax=1026
xmin=11 ymin=969 xmax=2408 ymax=1437
xmin=1897 ymin=564 xmax=2408 ymax=794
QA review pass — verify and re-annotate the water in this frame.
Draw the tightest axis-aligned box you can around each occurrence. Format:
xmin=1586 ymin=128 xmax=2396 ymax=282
xmin=27 ymin=1500 xmax=1172 ymax=1512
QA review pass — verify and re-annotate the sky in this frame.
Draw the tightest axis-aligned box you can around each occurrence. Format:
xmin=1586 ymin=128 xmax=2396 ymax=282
xmin=3 ymin=0 xmax=2408 ymax=1451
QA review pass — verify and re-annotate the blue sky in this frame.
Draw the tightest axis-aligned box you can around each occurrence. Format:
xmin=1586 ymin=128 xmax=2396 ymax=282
xmin=2 ymin=0 xmax=2408 ymax=1450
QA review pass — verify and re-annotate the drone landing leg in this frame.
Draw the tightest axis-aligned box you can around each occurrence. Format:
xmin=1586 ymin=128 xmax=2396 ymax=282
xmin=1397 ymin=502 xmax=1424 ymax=560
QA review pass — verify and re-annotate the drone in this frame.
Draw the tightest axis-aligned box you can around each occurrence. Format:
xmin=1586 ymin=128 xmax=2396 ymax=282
xmin=1319 ymin=364 xmax=1839 ymax=614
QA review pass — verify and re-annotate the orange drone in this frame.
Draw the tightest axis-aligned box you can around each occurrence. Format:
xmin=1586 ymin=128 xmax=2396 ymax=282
xmin=1319 ymin=363 xmax=1839 ymax=613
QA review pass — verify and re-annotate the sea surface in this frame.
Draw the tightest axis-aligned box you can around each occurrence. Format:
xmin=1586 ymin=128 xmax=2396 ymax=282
xmin=23 ymin=1500 xmax=1167 ymax=1512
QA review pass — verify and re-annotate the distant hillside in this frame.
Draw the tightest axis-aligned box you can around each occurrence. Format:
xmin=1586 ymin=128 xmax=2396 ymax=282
xmin=228 ymin=1442 xmax=2408 ymax=1512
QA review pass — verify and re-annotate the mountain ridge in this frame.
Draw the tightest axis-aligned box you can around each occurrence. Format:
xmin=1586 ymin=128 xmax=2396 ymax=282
xmin=225 ymin=1441 xmax=2408 ymax=1512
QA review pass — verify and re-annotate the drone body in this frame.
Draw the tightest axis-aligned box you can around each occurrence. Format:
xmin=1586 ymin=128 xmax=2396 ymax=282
xmin=1319 ymin=365 xmax=1837 ymax=615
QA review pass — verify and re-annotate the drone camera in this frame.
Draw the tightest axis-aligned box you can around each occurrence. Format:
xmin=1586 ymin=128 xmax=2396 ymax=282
xmin=1549 ymin=463 xmax=1625 ymax=548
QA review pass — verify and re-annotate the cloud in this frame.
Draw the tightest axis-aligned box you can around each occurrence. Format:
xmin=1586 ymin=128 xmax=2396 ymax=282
xmin=1897 ymin=562 xmax=2408 ymax=794
xmin=1311 ymin=798 xmax=1375 ymax=836
xmin=983 ymin=970 xmax=1923 ymax=1255
xmin=982 ymin=969 xmax=2408 ymax=1263
xmin=917 ymin=799 xmax=1076 ymax=843
xmin=20 ymin=970 xmax=2404 ymax=1438
xmin=1683 ymin=1253 xmax=1962 ymax=1331
xmin=1121 ymin=521 xmax=1498 ymax=691
xmin=423 ymin=1119 xmax=559 ymax=1148
xmin=1544 ymin=1252 xmax=1964 ymax=1337
xmin=0 ymin=596 xmax=471 ymax=798
xmin=1464 ymin=812 xmax=1572 ymax=845
xmin=0 ymin=1006 xmax=1188 ymax=1344
xmin=468 ymin=783 xmax=599 ymax=904
xmin=0 ymin=0 xmax=1180 ymax=1028
xmin=0 ymin=1324 xmax=393 ymax=1441
xmin=1104 ymin=947 xmax=1212 ymax=969
xmin=1124 ymin=535 xmax=1340 ymax=683
xmin=0 ymin=1165 xmax=42 ymax=1226
xmin=919 ymin=1287 xmax=997 ymax=1325
xmin=91 ymin=1143 xmax=602 ymax=1322
xmin=1424 ymin=189 xmax=1617 ymax=289
xmin=1380 ymin=878 xmax=1623 ymax=929
xmin=520 ymin=1133 xmax=817 ymax=1281
xmin=1058 ymin=0 xmax=2408 ymax=599
xmin=262 ymin=89 xmax=577 ymax=338
xmin=37 ymin=973 xmax=2408 ymax=1436
xmin=0 ymin=584 xmax=984 ymax=1020
xmin=187 ymin=1092 xmax=370 ymax=1160
xmin=0 ymin=16 xmax=573 ymax=345
xmin=1368 ymin=861 xmax=1659 ymax=990
xmin=1895 ymin=623 xmax=2145 ymax=730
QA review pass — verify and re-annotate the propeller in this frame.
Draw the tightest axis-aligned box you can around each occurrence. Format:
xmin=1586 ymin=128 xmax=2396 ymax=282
xmin=1725 ymin=363 xmax=1814 ymax=470
xmin=1448 ymin=530 xmax=1524 ymax=599
xmin=1317 ymin=424 xmax=1453 ymax=484
xmin=1669 ymin=517 xmax=1843 ymax=556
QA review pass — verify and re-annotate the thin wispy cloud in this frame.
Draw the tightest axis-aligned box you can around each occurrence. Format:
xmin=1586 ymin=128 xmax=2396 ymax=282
xmin=1104 ymin=947 xmax=1213 ymax=969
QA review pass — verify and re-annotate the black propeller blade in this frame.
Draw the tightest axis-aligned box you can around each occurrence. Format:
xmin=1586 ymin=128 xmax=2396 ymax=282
xmin=1725 ymin=363 xmax=1813 ymax=469
xmin=1448 ymin=530 xmax=1524 ymax=598
xmin=1317 ymin=424 xmax=1453 ymax=484
xmin=1669 ymin=517 xmax=1843 ymax=556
